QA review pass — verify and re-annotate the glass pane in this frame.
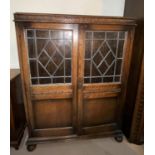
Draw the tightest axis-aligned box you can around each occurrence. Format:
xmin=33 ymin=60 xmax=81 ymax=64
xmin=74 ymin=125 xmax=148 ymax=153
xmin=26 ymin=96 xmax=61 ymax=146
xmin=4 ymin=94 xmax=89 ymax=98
xmin=36 ymin=30 xmax=49 ymax=38
xmin=94 ymin=32 xmax=105 ymax=39
xmin=39 ymin=78 xmax=51 ymax=84
xmin=26 ymin=29 xmax=72 ymax=85
xmin=50 ymin=31 xmax=63 ymax=39
xmin=84 ymin=31 xmax=127 ymax=83
xmin=65 ymin=77 xmax=71 ymax=83
xmin=64 ymin=31 xmax=72 ymax=40
xmin=85 ymin=40 xmax=91 ymax=58
xmin=65 ymin=40 xmax=72 ymax=58
xmin=103 ymin=77 xmax=113 ymax=82
xmin=27 ymin=39 xmax=36 ymax=58
xmin=114 ymin=76 xmax=120 ymax=82
xmin=116 ymin=59 xmax=122 ymax=75
xmin=29 ymin=60 xmax=37 ymax=77
xmin=84 ymin=60 xmax=91 ymax=76
xmin=65 ymin=60 xmax=71 ymax=76
xmin=93 ymin=52 xmax=103 ymax=66
xmin=119 ymin=32 xmax=125 ymax=39
xmin=53 ymin=78 xmax=64 ymax=83
xmin=54 ymin=62 xmax=64 ymax=76
xmin=106 ymin=32 xmax=118 ymax=39
xmin=84 ymin=78 xmax=90 ymax=83
xmin=27 ymin=30 xmax=34 ymax=37
xmin=86 ymin=32 xmax=92 ymax=39
xmin=117 ymin=40 xmax=125 ymax=58
xmin=31 ymin=78 xmax=38 ymax=85
xmin=91 ymin=77 xmax=102 ymax=83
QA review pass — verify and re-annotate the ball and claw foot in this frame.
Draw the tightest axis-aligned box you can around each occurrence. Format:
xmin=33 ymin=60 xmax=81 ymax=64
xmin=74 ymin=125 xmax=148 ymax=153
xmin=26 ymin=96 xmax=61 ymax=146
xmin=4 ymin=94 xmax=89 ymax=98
xmin=27 ymin=144 xmax=37 ymax=152
xmin=115 ymin=135 xmax=123 ymax=142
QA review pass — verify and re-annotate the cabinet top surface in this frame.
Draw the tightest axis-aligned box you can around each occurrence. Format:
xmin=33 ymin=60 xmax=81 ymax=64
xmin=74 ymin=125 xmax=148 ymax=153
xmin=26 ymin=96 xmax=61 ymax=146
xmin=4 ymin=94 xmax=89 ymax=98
xmin=14 ymin=12 xmax=136 ymax=26
xmin=10 ymin=69 xmax=20 ymax=80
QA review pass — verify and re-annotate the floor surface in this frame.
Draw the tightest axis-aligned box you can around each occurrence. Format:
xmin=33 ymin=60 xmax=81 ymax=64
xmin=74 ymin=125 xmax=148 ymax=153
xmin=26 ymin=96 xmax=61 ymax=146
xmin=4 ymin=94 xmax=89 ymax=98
xmin=11 ymin=130 xmax=144 ymax=155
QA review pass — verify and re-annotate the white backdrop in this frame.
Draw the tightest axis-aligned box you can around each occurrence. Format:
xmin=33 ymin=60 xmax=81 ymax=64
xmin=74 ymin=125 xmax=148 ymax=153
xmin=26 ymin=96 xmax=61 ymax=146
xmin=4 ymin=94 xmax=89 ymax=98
xmin=10 ymin=0 xmax=125 ymax=68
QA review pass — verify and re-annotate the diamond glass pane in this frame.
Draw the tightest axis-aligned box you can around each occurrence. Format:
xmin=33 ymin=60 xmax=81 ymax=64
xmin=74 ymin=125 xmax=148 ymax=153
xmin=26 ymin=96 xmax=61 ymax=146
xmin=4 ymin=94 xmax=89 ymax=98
xmin=26 ymin=29 xmax=72 ymax=85
xmin=84 ymin=31 xmax=127 ymax=83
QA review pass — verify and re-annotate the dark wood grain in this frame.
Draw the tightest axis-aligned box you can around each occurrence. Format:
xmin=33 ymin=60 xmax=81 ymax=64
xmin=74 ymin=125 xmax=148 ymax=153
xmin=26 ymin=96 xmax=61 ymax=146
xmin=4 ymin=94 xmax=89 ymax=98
xmin=83 ymin=99 xmax=117 ymax=126
xmin=10 ymin=69 xmax=26 ymax=149
xmin=33 ymin=99 xmax=72 ymax=129
xmin=123 ymin=0 xmax=144 ymax=144
xmin=14 ymin=13 xmax=136 ymax=26
xmin=129 ymin=58 xmax=144 ymax=144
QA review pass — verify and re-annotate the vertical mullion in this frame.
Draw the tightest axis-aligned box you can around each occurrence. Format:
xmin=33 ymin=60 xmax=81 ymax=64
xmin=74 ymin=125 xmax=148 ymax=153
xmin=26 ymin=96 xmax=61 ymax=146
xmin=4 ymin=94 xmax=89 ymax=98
xmin=34 ymin=29 xmax=40 ymax=84
xmin=113 ymin=32 xmax=120 ymax=82
xmin=120 ymin=32 xmax=127 ymax=82
xmin=102 ymin=32 xmax=107 ymax=82
xmin=64 ymin=32 xmax=66 ymax=83
xmin=70 ymin=39 xmax=72 ymax=84
xmin=26 ymin=30 xmax=32 ymax=85
xmin=90 ymin=32 xmax=93 ymax=83
xmin=49 ymin=30 xmax=53 ymax=83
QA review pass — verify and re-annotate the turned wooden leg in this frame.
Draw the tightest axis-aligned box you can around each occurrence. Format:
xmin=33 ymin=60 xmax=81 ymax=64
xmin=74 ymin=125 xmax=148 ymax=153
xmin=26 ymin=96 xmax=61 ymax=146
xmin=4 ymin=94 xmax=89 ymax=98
xmin=27 ymin=144 xmax=37 ymax=152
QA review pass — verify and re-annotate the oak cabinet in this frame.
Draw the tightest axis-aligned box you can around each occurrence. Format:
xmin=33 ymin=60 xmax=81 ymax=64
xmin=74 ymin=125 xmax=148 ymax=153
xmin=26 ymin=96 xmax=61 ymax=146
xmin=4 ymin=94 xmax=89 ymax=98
xmin=14 ymin=13 xmax=136 ymax=150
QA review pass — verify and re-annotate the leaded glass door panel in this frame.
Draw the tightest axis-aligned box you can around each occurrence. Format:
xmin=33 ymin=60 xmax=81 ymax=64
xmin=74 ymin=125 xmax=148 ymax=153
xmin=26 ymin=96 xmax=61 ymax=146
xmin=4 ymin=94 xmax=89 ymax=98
xmin=27 ymin=29 xmax=72 ymax=85
xmin=21 ymin=23 xmax=78 ymax=137
xmin=84 ymin=31 xmax=126 ymax=83
xmin=77 ymin=24 xmax=135 ymax=135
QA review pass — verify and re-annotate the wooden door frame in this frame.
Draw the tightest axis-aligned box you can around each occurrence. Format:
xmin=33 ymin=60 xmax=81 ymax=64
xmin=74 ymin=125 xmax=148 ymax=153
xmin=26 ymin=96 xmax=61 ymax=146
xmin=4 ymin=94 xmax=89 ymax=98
xmin=15 ymin=22 xmax=79 ymax=136
xmin=77 ymin=24 xmax=135 ymax=135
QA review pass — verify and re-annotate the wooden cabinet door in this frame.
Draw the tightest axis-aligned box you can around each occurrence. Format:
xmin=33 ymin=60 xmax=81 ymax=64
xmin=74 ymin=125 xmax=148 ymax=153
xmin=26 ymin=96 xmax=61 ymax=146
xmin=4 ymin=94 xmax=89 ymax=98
xmin=77 ymin=24 xmax=135 ymax=135
xmin=16 ymin=23 xmax=78 ymax=138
